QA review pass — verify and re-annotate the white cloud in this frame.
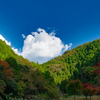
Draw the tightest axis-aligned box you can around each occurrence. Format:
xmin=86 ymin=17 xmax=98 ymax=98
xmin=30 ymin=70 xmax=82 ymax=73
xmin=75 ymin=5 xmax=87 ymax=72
xmin=0 ymin=28 xmax=72 ymax=64
xmin=49 ymin=30 xmax=56 ymax=36
xmin=63 ymin=43 xmax=72 ymax=52
xmin=21 ymin=28 xmax=72 ymax=64
xmin=22 ymin=34 xmax=25 ymax=38
xmin=12 ymin=47 xmax=21 ymax=55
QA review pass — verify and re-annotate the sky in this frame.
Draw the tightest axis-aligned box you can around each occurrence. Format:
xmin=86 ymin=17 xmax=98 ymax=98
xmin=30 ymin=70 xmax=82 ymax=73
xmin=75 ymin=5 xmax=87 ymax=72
xmin=0 ymin=0 xmax=100 ymax=64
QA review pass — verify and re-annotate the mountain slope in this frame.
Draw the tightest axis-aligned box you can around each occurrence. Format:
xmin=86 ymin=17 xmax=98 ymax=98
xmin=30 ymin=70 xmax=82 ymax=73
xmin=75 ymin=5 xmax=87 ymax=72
xmin=0 ymin=39 xmax=59 ymax=99
xmin=37 ymin=39 xmax=100 ymax=86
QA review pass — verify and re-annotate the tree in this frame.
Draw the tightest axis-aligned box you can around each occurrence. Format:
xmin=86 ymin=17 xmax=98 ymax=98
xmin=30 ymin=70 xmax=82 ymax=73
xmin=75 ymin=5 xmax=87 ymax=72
xmin=96 ymin=86 xmax=100 ymax=94
xmin=0 ymin=80 xmax=6 ymax=93
xmin=0 ymin=60 xmax=13 ymax=80
xmin=88 ymin=86 xmax=96 ymax=100
xmin=66 ymin=79 xmax=82 ymax=100
xmin=93 ymin=61 xmax=100 ymax=86
xmin=81 ymin=83 xmax=96 ymax=100
xmin=17 ymin=81 xmax=26 ymax=97
xmin=93 ymin=61 xmax=100 ymax=96
xmin=5 ymin=80 xmax=18 ymax=95
xmin=81 ymin=84 xmax=90 ymax=99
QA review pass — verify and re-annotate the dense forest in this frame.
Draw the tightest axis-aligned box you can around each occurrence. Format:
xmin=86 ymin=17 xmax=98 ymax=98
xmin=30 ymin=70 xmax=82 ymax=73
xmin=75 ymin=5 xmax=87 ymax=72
xmin=0 ymin=38 xmax=100 ymax=100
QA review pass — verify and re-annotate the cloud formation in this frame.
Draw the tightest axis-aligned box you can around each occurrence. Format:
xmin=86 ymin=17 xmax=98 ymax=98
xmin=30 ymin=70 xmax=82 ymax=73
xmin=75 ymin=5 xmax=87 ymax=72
xmin=0 ymin=28 xmax=72 ymax=64
xmin=21 ymin=28 xmax=72 ymax=63
xmin=12 ymin=47 xmax=21 ymax=55
xmin=22 ymin=34 xmax=25 ymax=38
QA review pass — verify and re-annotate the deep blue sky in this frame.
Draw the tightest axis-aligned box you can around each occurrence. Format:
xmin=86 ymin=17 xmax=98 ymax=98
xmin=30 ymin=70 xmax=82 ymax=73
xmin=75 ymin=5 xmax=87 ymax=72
xmin=0 ymin=0 xmax=100 ymax=63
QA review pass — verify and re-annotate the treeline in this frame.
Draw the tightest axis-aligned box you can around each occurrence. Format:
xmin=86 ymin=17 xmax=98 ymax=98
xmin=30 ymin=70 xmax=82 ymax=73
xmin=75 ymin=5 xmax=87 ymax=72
xmin=64 ymin=61 xmax=100 ymax=100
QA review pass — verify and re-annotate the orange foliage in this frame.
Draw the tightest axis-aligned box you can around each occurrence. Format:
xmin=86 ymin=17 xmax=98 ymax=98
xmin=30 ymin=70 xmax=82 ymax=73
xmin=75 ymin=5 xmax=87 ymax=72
xmin=0 ymin=60 xmax=13 ymax=79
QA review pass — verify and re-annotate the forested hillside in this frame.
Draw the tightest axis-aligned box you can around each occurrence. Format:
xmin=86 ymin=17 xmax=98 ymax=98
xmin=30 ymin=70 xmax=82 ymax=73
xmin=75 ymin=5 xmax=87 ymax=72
xmin=0 ymin=39 xmax=60 ymax=100
xmin=0 ymin=38 xmax=100 ymax=99
xmin=33 ymin=39 xmax=100 ymax=93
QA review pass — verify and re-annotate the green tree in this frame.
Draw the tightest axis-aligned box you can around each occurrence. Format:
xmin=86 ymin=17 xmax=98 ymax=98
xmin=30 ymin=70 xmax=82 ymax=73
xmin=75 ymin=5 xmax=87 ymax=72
xmin=66 ymin=79 xmax=82 ymax=100
xmin=5 ymin=80 xmax=18 ymax=96
xmin=0 ymin=80 xmax=6 ymax=93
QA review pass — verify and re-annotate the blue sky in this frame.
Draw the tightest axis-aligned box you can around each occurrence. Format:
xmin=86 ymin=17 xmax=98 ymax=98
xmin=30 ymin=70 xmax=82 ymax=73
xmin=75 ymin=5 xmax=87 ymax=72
xmin=0 ymin=0 xmax=100 ymax=64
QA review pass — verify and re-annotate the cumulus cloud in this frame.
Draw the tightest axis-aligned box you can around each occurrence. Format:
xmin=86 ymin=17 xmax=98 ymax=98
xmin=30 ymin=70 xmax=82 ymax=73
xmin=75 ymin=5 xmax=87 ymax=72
xmin=21 ymin=28 xmax=72 ymax=64
xmin=22 ymin=34 xmax=25 ymax=38
xmin=0 ymin=28 xmax=72 ymax=64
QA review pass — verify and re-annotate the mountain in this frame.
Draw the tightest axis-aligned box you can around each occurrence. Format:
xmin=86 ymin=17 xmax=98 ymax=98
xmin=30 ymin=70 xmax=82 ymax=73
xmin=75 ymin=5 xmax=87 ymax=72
xmin=0 ymin=38 xmax=100 ymax=99
xmin=37 ymin=38 xmax=100 ymax=93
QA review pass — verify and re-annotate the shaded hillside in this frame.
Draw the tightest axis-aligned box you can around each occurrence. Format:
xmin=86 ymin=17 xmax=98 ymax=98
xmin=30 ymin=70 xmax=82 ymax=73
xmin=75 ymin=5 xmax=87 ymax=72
xmin=0 ymin=39 xmax=32 ymax=68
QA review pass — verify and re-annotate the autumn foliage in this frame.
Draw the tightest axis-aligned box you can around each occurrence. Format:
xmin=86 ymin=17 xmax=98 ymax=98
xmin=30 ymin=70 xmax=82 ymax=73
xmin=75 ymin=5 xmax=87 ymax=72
xmin=0 ymin=60 xmax=13 ymax=79
xmin=93 ymin=61 xmax=100 ymax=95
xmin=96 ymin=86 xmax=100 ymax=94
xmin=81 ymin=83 xmax=96 ymax=99
xmin=93 ymin=62 xmax=100 ymax=74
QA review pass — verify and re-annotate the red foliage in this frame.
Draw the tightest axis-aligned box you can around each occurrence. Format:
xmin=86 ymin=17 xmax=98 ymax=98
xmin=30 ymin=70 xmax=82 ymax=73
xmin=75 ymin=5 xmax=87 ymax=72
xmin=98 ymin=77 xmax=100 ymax=83
xmin=93 ymin=65 xmax=98 ymax=67
xmin=96 ymin=86 xmax=100 ymax=94
xmin=93 ymin=61 xmax=100 ymax=94
xmin=94 ymin=70 xmax=100 ymax=74
xmin=88 ymin=87 xmax=96 ymax=96
xmin=96 ymin=62 xmax=100 ymax=66
xmin=81 ymin=83 xmax=96 ymax=96
xmin=93 ymin=62 xmax=100 ymax=75
xmin=82 ymin=83 xmax=95 ymax=88
xmin=93 ymin=62 xmax=100 ymax=67
xmin=0 ymin=60 xmax=13 ymax=79
xmin=0 ymin=60 xmax=10 ymax=68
